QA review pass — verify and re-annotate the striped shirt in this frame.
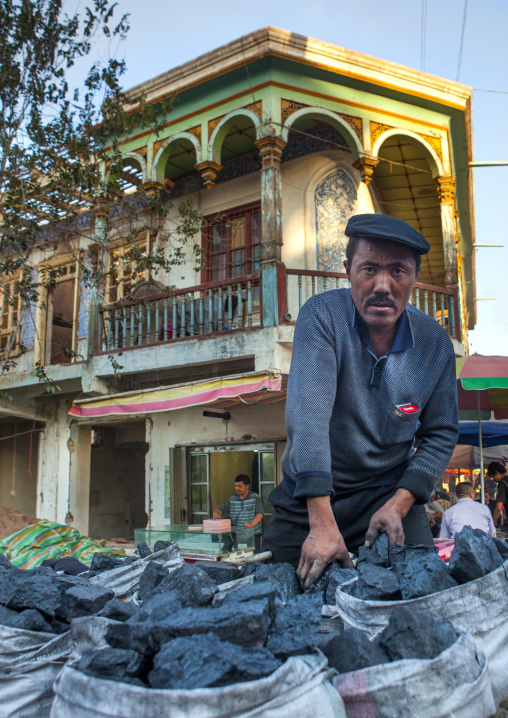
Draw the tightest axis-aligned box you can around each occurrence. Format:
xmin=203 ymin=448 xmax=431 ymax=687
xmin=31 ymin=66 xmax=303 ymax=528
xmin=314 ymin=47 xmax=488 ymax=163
xmin=219 ymin=492 xmax=264 ymax=534
xmin=282 ymin=289 xmax=459 ymax=504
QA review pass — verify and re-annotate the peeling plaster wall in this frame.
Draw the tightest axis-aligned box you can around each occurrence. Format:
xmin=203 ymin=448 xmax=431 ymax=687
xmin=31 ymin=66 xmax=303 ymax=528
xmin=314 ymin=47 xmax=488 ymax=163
xmin=36 ymin=399 xmax=72 ymax=524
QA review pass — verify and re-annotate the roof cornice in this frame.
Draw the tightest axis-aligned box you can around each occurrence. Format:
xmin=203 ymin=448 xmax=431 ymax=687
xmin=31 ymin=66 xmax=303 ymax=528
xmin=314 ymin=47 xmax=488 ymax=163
xmin=124 ymin=27 xmax=472 ymax=110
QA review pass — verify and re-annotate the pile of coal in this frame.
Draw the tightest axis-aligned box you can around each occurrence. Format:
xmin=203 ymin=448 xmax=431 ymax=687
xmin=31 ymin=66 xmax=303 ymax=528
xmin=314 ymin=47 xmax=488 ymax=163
xmin=0 ymin=551 xmax=134 ymax=634
xmin=318 ymin=606 xmax=458 ymax=674
xmin=341 ymin=527 xmax=508 ymax=602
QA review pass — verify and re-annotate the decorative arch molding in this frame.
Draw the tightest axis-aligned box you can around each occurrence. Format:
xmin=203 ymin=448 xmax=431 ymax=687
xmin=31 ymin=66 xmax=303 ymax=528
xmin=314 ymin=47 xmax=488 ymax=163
xmin=152 ymin=132 xmax=202 ymax=183
xmin=281 ymin=107 xmax=363 ymax=160
xmin=314 ymin=167 xmax=358 ymax=281
xmin=208 ymin=109 xmax=263 ymax=164
xmin=371 ymin=128 xmax=444 ymax=178
xmin=106 ymin=151 xmax=147 ymax=184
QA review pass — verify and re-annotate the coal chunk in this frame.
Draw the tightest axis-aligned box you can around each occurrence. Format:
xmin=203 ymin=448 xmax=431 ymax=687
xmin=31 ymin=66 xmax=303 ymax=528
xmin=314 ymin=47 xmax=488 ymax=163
xmin=196 ymin=561 xmax=239 ymax=584
xmin=356 ymin=564 xmax=401 ymax=601
xmin=138 ymin=562 xmax=168 ymax=603
xmin=449 ymin=526 xmax=504 ymax=584
xmin=326 ymin=566 xmax=358 ymax=605
xmin=252 ymin=562 xmax=302 ymax=603
xmin=378 ymin=606 xmax=440 ymax=661
xmin=431 ymin=619 xmax=459 ymax=656
xmin=238 ymin=562 xmax=262 ymax=579
xmin=319 ymin=629 xmax=389 ymax=673
xmin=148 ymin=634 xmax=281 ymax=690
xmin=58 ymin=584 xmax=114 ymax=620
xmin=266 ymin=592 xmax=322 ymax=658
xmin=77 ymin=648 xmax=149 ymax=686
xmin=129 ymin=592 xmax=183 ymax=624
xmin=6 ymin=576 xmax=63 ymax=617
xmin=0 ymin=604 xmax=22 ymax=627
xmin=357 ymin=533 xmax=390 ymax=568
xmin=98 ymin=598 xmax=139 ymax=622
xmin=147 ymin=598 xmax=272 ymax=653
xmin=89 ymin=554 xmax=123 ymax=575
xmin=153 ymin=540 xmax=172 ymax=554
xmin=494 ymin=537 xmax=508 ymax=561
xmin=0 ymin=554 xmax=14 ymax=570
xmin=153 ymin=563 xmax=217 ymax=607
xmin=12 ymin=609 xmax=54 ymax=633
xmin=390 ymin=544 xmax=458 ymax=599
xmin=137 ymin=542 xmax=151 ymax=558
xmin=218 ymin=579 xmax=277 ymax=615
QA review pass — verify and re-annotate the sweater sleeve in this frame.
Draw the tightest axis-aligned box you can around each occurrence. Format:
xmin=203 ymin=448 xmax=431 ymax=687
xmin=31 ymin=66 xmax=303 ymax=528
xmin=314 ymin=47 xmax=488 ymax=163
xmin=285 ymin=299 xmax=338 ymax=499
xmin=396 ymin=340 xmax=459 ymax=504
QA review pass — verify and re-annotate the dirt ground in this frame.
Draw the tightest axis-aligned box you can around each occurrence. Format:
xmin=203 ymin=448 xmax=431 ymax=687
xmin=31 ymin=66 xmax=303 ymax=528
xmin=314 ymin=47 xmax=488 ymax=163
xmin=0 ymin=505 xmax=40 ymax=540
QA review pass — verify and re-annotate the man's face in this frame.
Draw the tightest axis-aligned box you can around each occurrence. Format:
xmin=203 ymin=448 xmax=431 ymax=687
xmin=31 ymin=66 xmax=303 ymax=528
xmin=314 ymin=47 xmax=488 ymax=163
xmin=485 ymin=492 xmax=490 ymax=502
xmin=491 ymin=471 xmax=507 ymax=483
xmin=344 ymin=238 xmax=418 ymax=333
xmin=235 ymin=481 xmax=249 ymax=498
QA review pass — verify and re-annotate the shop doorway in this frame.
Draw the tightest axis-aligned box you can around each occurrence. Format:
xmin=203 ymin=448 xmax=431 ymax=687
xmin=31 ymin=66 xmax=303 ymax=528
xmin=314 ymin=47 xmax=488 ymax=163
xmin=88 ymin=423 xmax=148 ymax=540
xmin=187 ymin=443 xmax=279 ymax=528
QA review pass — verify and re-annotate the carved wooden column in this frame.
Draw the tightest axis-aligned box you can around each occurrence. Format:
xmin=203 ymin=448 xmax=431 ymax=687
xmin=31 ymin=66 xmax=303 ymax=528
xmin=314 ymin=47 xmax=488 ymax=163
xmin=434 ymin=176 xmax=458 ymax=288
xmin=195 ymin=161 xmax=222 ymax=189
xmin=352 ymin=155 xmax=379 ymax=185
xmin=255 ymin=136 xmax=286 ymax=261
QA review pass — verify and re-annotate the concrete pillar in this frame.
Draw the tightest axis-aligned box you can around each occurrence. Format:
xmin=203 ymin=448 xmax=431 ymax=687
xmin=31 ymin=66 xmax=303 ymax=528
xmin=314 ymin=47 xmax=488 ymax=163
xmin=255 ymin=136 xmax=286 ymax=262
xmin=87 ymin=211 xmax=108 ymax=359
xmin=145 ymin=414 xmax=169 ymax=528
xmin=36 ymin=399 xmax=72 ymax=524
xmin=68 ymin=424 xmax=91 ymax=536
xmin=433 ymin=176 xmax=458 ymax=288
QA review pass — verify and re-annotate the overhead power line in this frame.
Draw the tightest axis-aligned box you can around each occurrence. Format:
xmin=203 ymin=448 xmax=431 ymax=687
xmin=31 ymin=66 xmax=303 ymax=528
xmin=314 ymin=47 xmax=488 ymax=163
xmin=456 ymin=0 xmax=469 ymax=82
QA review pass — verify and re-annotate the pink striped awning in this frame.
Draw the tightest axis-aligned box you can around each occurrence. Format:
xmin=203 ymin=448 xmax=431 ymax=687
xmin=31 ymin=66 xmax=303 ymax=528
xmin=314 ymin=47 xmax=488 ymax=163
xmin=69 ymin=371 xmax=283 ymax=420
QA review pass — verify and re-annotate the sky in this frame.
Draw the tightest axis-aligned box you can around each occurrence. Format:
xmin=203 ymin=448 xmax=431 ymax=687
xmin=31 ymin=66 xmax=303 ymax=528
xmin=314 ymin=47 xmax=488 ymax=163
xmin=79 ymin=0 xmax=508 ymax=354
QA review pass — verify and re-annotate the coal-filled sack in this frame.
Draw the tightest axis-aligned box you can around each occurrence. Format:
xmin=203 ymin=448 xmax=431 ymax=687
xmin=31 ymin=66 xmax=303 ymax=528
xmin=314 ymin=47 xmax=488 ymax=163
xmin=0 ymin=625 xmax=72 ymax=718
xmin=334 ymin=560 xmax=508 ymax=703
xmin=50 ymin=654 xmax=346 ymax=718
xmin=332 ymin=630 xmax=494 ymax=718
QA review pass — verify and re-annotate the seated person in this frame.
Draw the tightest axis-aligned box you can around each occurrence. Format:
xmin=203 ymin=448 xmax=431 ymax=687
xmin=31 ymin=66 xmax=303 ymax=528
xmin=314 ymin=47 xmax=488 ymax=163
xmin=213 ymin=474 xmax=264 ymax=553
xmin=439 ymin=481 xmax=495 ymax=539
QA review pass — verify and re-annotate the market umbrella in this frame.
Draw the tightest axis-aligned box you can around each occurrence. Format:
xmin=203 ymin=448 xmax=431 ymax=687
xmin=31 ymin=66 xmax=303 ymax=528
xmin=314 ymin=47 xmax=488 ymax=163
xmin=457 ymin=422 xmax=508 ymax=448
xmin=456 ymin=355 xmax=508 ymax=500
xmin=447 ymin=444 xmax=508 ymax=469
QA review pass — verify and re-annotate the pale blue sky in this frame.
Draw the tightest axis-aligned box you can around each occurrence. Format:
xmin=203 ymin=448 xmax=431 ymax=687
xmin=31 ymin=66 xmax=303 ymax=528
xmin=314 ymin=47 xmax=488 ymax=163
xmin=84 ymin=0 xmax=508 ymax=354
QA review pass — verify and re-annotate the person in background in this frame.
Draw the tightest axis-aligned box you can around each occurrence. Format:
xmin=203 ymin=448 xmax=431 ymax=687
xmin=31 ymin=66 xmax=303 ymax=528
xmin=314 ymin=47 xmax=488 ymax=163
xmin=425 ymin=493 xmax=443 ymax=538
xmin=439 ymin=481 xmax=495 ymax=539
xmin=487 ymin=461 xmax=508 ymax=528
xmin=435 ymin=491 xmax=451 ymax=512
xmin=213 ymin=475 xmax=264 ymax=553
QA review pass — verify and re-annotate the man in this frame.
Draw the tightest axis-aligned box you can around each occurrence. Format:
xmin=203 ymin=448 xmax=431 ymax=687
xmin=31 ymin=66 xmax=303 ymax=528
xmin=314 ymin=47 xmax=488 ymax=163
xmin=213 ymin=475 xmax=264 ymax=552
xmin=262 ymin=213 xmax=459 ymax=588
xmin=487 ymin=461 xmax=508 ymax=527
xmin=439 ymin=481 xmax=495 ymax=539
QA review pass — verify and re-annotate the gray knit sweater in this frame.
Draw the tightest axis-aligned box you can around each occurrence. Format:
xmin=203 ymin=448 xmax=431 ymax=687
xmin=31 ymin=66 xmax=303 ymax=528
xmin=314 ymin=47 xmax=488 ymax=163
xmin=281 ymin=289 xmax=459 ymax=504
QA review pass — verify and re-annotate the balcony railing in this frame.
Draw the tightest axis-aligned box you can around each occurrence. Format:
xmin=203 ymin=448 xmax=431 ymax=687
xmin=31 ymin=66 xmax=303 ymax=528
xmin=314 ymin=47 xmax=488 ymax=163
xmin=97 ymin=274 xmax=261 ymax=353
xmin=284 ymin=269 xmax=460 ymax=341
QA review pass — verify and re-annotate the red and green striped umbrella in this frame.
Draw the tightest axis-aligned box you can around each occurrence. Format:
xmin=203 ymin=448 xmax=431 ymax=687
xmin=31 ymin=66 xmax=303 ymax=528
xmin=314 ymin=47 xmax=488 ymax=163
xmin=456 ymin=355 xmax=508 ymax=420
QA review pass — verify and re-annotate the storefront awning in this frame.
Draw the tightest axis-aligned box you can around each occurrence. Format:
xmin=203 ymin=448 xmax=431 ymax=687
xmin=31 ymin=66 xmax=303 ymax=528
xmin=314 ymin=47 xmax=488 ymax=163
xmin=69 ymin=371 xmax=283 ymax=420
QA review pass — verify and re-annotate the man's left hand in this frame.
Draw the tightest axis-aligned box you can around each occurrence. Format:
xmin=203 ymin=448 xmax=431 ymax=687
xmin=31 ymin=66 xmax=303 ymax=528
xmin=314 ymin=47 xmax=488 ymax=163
xmin=364 ymin=489 xmax=416 ymax=547
xmin=243 ymin=521 xmax=253 ymax=528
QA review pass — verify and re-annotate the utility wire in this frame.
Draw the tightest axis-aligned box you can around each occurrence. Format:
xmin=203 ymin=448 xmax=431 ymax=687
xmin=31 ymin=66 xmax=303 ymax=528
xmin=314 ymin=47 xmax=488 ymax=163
xmin=456 ymin=0 xmax=469 ymax=82
xmin=473 ymin=89 xmax=508 ymax=94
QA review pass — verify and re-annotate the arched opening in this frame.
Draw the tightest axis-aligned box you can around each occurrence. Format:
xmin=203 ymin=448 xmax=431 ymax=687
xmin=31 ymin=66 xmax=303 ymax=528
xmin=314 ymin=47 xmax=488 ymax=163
xmin=155 ymin=135 xmax=201 ymax=196
xmin=281 ymin=109 xmax=361 ymax=163
xmin=212 ymin=114 xmax=261 ymax=185
xmin=373 ymin=135 xmax=444 ymax=288
xmin=109 ymin=156 xmax=144 ymax=196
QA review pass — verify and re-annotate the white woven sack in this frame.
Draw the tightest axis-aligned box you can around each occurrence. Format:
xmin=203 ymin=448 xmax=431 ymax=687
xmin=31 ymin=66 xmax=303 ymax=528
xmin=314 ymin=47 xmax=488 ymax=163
xmin=0 ymin=625 xmax=72 ymax=718
xmin=88 ymin=544 xmax=184 ymax=600
xmin=51 ymin=654 xmax=346 ymax=718
xmin=334 ymin=560 xmax=508 ymax=703
xmin=332 ymin=631 xmax=495 ymax=718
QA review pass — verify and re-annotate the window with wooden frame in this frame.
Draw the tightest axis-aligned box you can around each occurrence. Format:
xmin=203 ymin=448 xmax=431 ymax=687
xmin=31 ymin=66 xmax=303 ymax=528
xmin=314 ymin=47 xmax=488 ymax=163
xmin=105 ymin=237 xmax=149 ymax=304
xmin=202 ymin=203 xmax=261 ymax=283
xmin=0 ymin=277 xmax=23 ymax=357
xmin=36 ymin=258 xmax=81 ymax=366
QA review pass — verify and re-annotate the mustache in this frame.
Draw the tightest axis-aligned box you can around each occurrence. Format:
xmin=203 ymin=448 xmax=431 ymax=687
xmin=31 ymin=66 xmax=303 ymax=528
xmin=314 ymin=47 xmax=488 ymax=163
xmin=366 ymin=294 xmax=396 ymax=308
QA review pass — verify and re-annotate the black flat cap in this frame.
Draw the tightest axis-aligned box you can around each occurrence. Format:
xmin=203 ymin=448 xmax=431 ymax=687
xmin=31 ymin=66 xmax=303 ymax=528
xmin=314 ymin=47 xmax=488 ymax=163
xmin=345 ymin=214 xmax=431 ymax=254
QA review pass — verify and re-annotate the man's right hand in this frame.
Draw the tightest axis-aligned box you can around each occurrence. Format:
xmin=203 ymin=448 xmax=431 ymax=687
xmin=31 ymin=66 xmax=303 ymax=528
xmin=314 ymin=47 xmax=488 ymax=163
xmin=297 ymin=496 xmax=353 ymax=590
xmin=212 ymin=509 xmax=222 ymax=520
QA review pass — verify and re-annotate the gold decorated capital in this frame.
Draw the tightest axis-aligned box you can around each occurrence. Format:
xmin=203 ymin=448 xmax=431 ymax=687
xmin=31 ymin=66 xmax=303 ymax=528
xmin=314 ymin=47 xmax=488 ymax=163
xmin=255 ymin=136 xmax=286 ymax=169
xmin=353 ymin=156 xmax=379 ymax=185
xmin=433 ymin=176 xmax=456 ymax=204
xmin=143 ymin=181 xmax=165 ymax=198
xmin=195 ymin=161 xmax=223 ymax=189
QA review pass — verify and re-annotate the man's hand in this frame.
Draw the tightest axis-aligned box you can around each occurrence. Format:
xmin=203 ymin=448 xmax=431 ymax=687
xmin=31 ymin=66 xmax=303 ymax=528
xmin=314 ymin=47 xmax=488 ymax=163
xmin=364 ymin=489 xmax=416 ymax=547
xmin=213 ymin=509 xmax=222 ymax=520
xmin=243 ymin=521 xmax=253 ymax=528
xmin=297 ymin=496 xmax=353 ymax=590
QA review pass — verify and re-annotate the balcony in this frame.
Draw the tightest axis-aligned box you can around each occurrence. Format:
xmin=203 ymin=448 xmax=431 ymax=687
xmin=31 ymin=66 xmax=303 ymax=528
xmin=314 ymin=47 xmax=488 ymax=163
xmin=96 ymin=265 xmax=461 ymax=355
